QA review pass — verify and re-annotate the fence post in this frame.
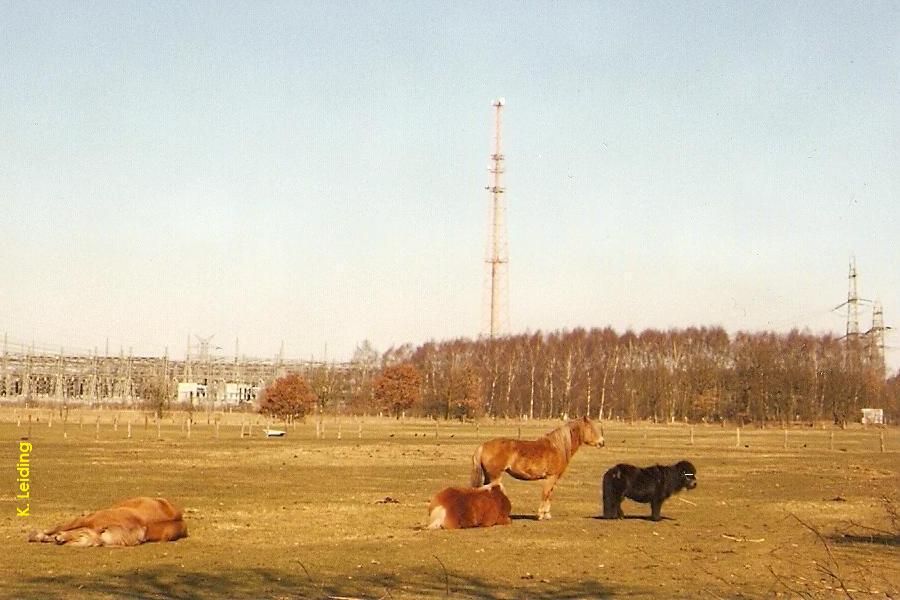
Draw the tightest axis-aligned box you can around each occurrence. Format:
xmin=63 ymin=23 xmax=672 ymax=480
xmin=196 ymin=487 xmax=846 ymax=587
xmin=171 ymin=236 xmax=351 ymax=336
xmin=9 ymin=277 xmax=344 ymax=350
xmin=690 ymin=426 xmax=695 ymax=446
xmin=127 ymin=420 xmax=132 ymax=439
xmin=28 ymin=414 xmax=32 ymax=438
xmin=434 ymin=419 xmax=439 ymax=439
xmin=783 ymin=428 xmax=788 ymax=450
xmin=735 ymin=427 xmax=741 ymax=447
xmin=157 ymin=416 xmax=161 ymax=440
xmin=95 ymin=415 xmax=100 ymax=440
xmin=829 ymin=430 xmax=834 ymax=451
xmin=187 ymin=417 xmax=191 ymax=439
xmin=880 ymin=430 xmax=885 ymax=453
xmin=48 ymin=410 xmax=53 ymax=428
xmin=358 ymin=421 xmax=362 ymax=439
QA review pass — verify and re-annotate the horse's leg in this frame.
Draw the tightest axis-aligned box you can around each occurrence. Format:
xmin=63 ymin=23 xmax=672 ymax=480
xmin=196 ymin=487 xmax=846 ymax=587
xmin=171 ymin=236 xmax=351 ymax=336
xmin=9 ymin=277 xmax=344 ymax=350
xmin=650 ymin=498 xmax=662 ymax=521
xmin=51 ymin=527 xmax=104 ymax=546
xmin=538 ymin=475 xmax=559 ymax=520
xmin=28 ymin=514 xmax=95 ymax=543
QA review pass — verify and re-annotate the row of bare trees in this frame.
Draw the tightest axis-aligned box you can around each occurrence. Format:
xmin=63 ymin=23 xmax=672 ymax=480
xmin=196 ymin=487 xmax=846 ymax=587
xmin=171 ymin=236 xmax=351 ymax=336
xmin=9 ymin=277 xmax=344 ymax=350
xmin=262 ymin=327 xmax=898 ymax=425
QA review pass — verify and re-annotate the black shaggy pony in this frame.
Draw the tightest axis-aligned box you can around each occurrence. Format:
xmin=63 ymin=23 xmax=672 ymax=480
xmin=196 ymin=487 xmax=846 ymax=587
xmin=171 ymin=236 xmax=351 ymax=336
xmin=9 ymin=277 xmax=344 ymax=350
xmin=601 ymin=460 xmax=697 ymax=521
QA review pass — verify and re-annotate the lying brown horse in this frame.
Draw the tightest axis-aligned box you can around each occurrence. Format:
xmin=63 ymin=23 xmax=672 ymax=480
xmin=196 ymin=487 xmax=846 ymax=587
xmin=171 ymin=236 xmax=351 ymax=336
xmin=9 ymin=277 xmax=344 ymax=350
xmin=470 ymin=416 xmax=604 ymax=520
xmin=427 ymin=482 xmax=512 ymax=530
xmin=28 ymin=497 xmax=187 ymax=547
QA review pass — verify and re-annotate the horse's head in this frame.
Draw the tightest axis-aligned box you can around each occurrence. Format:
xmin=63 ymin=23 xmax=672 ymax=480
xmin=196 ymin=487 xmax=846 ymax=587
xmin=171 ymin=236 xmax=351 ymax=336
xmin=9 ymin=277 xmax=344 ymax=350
xmin=580 ymin=416 xmax=605 ymax=447
xmin=676 ymin=460 xmax=698 ymax=490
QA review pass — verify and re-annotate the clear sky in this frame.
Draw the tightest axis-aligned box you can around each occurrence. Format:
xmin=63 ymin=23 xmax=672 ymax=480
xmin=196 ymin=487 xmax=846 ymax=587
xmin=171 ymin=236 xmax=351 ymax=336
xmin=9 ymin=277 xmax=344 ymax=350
xmin=1 ymin=1 xmax=898 ymax=370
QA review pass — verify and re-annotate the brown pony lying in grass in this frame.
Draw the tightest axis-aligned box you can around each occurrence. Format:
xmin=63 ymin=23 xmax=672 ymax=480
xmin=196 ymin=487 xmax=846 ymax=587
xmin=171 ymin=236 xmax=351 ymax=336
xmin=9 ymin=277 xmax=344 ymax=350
xmin=427 ymin=482 xmax=512 ymax=530
xmin=28 ymin=497 xmax=188 ymax=547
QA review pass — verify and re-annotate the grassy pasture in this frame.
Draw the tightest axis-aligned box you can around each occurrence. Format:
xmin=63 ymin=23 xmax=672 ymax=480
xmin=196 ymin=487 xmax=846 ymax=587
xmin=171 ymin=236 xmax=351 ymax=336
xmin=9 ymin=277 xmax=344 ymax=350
xmin=1 ymin=408 xmax=898 ymax=599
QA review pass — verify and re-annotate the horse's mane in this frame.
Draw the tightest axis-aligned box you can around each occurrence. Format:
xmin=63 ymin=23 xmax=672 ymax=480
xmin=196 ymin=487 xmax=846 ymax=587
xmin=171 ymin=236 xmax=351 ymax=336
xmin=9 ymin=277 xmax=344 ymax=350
xmin=542 ymin=420 xmax=578 ymax=460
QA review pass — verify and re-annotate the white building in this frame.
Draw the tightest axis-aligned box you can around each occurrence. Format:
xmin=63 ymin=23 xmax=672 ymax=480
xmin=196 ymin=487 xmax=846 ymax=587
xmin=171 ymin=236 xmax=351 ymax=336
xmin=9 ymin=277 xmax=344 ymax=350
xmin=177 ymin=382 xmax=207 ymax=405
xmin=177 ymin=381 xmax=257 ymax=406
xmin=223 ymin=382 xmax=258 ymax=405
xmin=861 ymin=408 xmax=884 ymax=425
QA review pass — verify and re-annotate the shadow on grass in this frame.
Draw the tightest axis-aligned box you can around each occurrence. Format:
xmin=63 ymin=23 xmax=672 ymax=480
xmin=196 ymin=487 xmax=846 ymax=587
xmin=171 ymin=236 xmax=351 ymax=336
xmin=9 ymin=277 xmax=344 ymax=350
xmin=588 ymin=514 xmax=675 ymax=522
xmin=510 ymin=513 xmax=539 ymax=521
xmin=832 ymin=533 xmax=900 ymax=547
xmin=16 ymin=564 xmax=616 ymax=599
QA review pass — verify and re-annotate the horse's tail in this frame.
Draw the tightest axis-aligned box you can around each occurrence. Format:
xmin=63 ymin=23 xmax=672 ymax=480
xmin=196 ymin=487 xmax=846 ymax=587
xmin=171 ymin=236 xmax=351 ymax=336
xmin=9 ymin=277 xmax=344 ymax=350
xmin=470 ymin=444 xmax=486 ymax=487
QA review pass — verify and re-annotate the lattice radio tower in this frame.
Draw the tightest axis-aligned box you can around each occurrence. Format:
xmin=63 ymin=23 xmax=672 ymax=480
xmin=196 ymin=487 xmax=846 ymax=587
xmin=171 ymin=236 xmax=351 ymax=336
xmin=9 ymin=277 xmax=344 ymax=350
xmin=839 ymin=257 xmax=863 ymax=340
xmin=834 ymin=256 xmax=871 ymax=361
xmin=483 ymin=98 xmax=509 ymax=339
xmin=865 ymin=301 xmax=888 ymax=371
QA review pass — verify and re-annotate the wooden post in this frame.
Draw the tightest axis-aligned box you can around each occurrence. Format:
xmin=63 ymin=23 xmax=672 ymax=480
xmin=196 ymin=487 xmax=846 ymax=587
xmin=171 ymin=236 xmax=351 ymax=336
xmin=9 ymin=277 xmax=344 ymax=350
xmin=157 ymin=417 xmax=161 ymax=440
xmin=358 ymin=422 xmax=362 ymax=439
xmin=735 ymin=427 xmax=741 ymax=447
xmin=338 ymin=420 xmax=342 ymax=440
xmin=240 ymin=421 xmax=245 ymax=437
xmin=783 ymin=429 xmax=788 ymax=450
xmin=880 ymin=430 xmax=885 ymax=453
xmin=144 ymin=415 xmax=148 ymax=431
xmin=48 ymin=410 xmax=53 ymax=428
xmin=127 ymin=420 xmax=132 ymax=439
xmin=829 ymin=430 xmax=834 ymax=451
xmin=690 ymin=426 xmax=695 ymax=446
xmin=28 ymin=414 xmax=32 ymax=437
xmin=517 ymin=425 xmax=522 ymax=440
xmin=16 ymin=411 xmax=21 ymax=427
xmin=113 ymin=414 xmax=119 ymax=432
xmin=95 ymin=415 xmax=100 ymax=440
xmin=187 ymin=417 xmax=191 ymax=439
xmin=434 ymin=419 xmax=439 ymax=439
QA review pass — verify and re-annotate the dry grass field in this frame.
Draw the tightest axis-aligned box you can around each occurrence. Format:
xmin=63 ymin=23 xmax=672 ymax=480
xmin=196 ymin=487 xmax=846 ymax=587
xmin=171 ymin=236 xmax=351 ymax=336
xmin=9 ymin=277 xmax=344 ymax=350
xmin=1 ymin=408 xmax=898 ymax=599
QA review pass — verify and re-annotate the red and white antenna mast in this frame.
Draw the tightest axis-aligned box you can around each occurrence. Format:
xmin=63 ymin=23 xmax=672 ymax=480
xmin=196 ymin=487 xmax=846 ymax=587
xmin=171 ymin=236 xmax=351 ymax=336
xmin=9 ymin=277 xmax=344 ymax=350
xmin=484 ymin=98 xmax=509 ymax=339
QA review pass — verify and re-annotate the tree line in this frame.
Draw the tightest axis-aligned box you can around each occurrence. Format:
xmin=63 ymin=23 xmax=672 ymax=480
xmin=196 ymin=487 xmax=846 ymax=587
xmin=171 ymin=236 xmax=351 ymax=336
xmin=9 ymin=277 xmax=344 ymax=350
xmin=260 ymin=327 xmax=899 ymax=426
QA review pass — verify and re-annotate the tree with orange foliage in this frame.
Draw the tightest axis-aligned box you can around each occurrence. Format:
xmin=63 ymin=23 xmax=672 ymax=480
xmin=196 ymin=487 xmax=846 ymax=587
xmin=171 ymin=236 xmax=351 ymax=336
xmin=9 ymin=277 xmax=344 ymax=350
xmin=373 ymin=363 xmax=422 ymax=417
xmin=259 ymin=373 xmax=317 ymax=420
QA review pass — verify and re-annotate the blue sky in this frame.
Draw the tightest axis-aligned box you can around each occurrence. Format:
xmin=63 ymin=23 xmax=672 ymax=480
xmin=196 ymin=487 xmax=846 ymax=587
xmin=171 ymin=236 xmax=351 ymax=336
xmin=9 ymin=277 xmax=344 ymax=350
xmin=1 ymin=1 xmax=897 ymax=370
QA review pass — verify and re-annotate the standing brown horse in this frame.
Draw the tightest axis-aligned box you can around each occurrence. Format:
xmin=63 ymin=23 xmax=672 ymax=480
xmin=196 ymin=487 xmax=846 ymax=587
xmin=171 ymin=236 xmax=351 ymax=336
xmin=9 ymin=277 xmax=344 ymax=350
xmin=470 ymin=416 xmax=604 ymax=520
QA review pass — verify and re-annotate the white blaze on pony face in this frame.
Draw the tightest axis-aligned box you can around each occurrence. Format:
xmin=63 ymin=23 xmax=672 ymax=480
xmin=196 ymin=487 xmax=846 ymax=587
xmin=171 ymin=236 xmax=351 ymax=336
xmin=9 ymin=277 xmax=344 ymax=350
xmin=581 ymin=417 xmax=604 ymax=447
